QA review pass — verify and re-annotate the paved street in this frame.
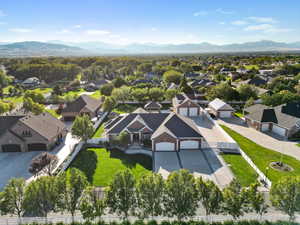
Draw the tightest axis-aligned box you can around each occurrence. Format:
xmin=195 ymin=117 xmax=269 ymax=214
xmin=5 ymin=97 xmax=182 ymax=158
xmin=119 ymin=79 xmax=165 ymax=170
xmin=218 ymin=117 xmax=300 ymax=161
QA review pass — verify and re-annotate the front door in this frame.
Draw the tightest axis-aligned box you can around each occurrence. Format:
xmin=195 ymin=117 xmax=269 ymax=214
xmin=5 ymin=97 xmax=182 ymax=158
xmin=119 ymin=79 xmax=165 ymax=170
xmin=133 ymin=133 xmax=140 ymax=143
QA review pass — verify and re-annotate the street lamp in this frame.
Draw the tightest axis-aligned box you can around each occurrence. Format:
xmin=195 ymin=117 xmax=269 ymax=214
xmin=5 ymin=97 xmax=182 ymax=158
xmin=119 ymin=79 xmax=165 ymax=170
xmin=265 ymin=166 xmax=269 ymax=186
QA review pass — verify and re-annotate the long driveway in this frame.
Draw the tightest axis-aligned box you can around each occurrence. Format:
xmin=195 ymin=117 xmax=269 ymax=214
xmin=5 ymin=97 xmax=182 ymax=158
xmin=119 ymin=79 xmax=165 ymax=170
xmin=218 ymin=117 xmax=300 ymax=161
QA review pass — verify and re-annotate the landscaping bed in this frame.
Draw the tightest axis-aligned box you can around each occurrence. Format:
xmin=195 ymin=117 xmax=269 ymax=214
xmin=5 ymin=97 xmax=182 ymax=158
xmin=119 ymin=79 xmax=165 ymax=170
xmin=220 ymin=125 xmax=300 ymax=182
xmin=69 ymin=147 xmax=152 ymax=186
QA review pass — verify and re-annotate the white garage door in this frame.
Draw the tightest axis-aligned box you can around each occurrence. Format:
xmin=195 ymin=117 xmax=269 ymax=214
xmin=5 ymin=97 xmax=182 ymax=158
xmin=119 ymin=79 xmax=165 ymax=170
xmin=189 ymin=107 xmax=198 ymax=117
xmin=179 ymin=108 xmax=188 ymax=116
xmin=261 ymin=123 xmax=270 ymax=132
xmin=272 ymin=125 xmax=286 ymax=136
xmin=180 ymin=140 xmax=199 ymax=149
xmin=219 ymin=111 xmax=232 ymax=118
xmin=155 ymin=142 xmax=175 ymax=151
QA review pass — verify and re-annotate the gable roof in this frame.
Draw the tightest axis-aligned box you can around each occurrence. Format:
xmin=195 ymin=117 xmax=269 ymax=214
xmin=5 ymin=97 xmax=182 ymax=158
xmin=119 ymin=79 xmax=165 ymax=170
xmin=0 ymin=115 xmax=24 ymax=137
xmin=18 ymin=112 xmax=66 ymax=141
xmin=132 ymin=107 xmax=148 ymax=113
xmin=62 ymin=95 xmax=102 ymax=114
xmin=144 ymin=101 xmax=162 ymax=109
xmin=208 ymin=98 xmax=234 ymax=111
xmin=245 ymin=103 xmax=300 ymax=129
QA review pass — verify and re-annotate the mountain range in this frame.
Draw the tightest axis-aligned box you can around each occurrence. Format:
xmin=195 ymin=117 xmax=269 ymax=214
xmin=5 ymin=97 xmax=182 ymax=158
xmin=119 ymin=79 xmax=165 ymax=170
xmin=0 ymin=40 xmax=300 ymax=57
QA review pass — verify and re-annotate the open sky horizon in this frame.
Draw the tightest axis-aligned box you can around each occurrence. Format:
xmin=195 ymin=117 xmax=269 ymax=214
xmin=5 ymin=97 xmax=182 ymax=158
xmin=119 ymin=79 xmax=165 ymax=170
xmin=0 ymin=0 xmax=299 ymax=45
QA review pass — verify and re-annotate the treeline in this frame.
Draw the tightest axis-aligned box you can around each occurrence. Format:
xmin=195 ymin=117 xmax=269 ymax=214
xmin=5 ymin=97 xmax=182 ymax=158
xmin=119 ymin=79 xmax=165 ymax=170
xmin=1 ymin=169 xmax=300 ymax=223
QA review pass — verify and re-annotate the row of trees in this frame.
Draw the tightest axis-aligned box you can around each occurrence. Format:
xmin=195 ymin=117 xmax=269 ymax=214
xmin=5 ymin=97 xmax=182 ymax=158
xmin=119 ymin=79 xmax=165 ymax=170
xmin=1 ymin=169 xmax=300 ymax=223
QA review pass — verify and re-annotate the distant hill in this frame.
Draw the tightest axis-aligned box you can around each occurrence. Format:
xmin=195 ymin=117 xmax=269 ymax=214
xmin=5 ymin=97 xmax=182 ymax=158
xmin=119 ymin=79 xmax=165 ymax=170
xmin=0 ymin=40 xmax=300 ymax=57
xmin=0 ymin=41 xmax=90 ymax=57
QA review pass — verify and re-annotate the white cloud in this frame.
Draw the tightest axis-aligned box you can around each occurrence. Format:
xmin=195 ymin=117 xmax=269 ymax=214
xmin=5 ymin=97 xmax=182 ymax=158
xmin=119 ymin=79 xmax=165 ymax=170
xmin=9 ymin=28 xmax=32 ymax=33
xmin=231 ymin=20 xmax=248 ymax=26
xmin=244 ymin=24 xmax=292 ymax=33
xmin=151 ymin=27 xmax=158 ymax=32
xmin=85 ymin=29 xmax=111 ymax=35
xmin=193 ymin=11 xmax=208 ymax=17
xmin=247 ymin=17 xmax=277 ymax=24
xmin=0 ymin=10 xmax=6 ymax=17
xmin=219 ymin=21 xmax=226 ymax=25
xmin=57 ymin=29 xmax=71 ymax=34
xmin=216 ymin=8 xmax=234 ymax=15
xmin=73 ymin=25 xmax=81 ymax=29
xmin=109 ymin=34 xmax=121 ymax=38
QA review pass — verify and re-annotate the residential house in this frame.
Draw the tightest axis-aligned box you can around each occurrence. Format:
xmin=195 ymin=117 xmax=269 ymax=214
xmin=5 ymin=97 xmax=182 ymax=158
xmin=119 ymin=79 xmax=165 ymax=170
xmin=240 ymin=76 xmax=268 ymax=87
xmin=172 ymin=94 xmax=202 ymax=117
xmin=104 ymin=112 xmax=203 ymax=151
xmin=208 ymin=98 xmax=234 ymax=118
xmin=61 ymin=95 xmax=102 ymax=121
xmin=244 ymin=102 xmax=300 ymax=138
xmin=0 ymin=112 xmax=67 ymax=152
xmin=144 ymin=101 xmax=162 ymax=112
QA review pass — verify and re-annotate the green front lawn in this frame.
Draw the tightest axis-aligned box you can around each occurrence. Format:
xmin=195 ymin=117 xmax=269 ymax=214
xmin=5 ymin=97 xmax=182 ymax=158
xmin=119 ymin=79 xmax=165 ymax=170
xmin=93 ymin=124 xmax=104 ymax=138
xmin=91 ymin=90 xmax=102 ymax=99
xmin=234 ymin=112 xmax=243 ymax=118
xmin=221 ymin=125 xmax=300 ymax=182
xmin=69 ymin=148 xmax=152 ymax=186
xmin=61 ymin=88 xmax=85 ymax=98
xmin=221 ymin=153 xmax=258 ymax=186
xmin=113 ymin=104 xmax=137 ymax=114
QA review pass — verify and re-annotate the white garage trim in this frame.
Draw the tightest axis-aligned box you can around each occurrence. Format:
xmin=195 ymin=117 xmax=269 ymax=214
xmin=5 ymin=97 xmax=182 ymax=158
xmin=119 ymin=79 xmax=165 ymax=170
xmin=261 ymin=123 xmax=270 ymax=132
xmin=219 ymin=111 xmax=232 ymax=118
xmin=155 ymin=142 xmax=175 ymax=151
xmin=189 ymin=107 xmax=198 ymax=117
xmin=179 ymin=108 xmax=188 ymax=116
xmin=272 ymin=124 xmax=286 ymax=136
xmin=180 ymin=140 xmax=199 ymax=149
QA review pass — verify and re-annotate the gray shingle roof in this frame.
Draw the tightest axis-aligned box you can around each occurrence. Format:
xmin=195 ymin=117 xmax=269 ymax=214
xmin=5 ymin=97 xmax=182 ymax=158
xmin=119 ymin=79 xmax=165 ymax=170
xmin=144 ymin=101 xmax=162 ymax=109
xmin=62 ymin=95 xmax=102 ymax=114
xmin=208 ymin=98 xmax=234 ymax=111
xmin=0 ymin=115 xmax=24 ymax=137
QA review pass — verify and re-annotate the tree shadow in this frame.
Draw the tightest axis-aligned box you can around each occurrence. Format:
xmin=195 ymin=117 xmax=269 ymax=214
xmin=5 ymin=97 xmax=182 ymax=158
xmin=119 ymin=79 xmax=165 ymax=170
xmin=109 ymin=148 xmax=152 ymax=170
xmin=69 ymin=148 xmax=98 ymax=184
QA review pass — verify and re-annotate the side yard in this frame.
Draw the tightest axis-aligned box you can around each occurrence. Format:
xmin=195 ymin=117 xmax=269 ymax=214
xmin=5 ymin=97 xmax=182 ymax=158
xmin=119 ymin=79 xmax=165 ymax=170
xmin=221 ymin=125 xmax=300 ymax=182
xmin=68 ymin=148 xmax=152 ymax=187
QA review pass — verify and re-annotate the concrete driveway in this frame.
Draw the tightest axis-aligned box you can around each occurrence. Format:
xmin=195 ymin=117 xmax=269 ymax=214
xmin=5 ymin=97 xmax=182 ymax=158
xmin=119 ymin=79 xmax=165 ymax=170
xmin=154 ymin=152 xmax=181 ymax=179
xmin=192 ymin=116 xmax=228 ymax=143
xmin=218 ymin=117 xmax=300 ymax=161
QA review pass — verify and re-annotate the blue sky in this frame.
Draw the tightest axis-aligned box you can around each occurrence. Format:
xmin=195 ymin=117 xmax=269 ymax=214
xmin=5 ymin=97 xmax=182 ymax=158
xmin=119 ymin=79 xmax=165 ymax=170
xmin=0 ymin=0 xmax=299 ymax=44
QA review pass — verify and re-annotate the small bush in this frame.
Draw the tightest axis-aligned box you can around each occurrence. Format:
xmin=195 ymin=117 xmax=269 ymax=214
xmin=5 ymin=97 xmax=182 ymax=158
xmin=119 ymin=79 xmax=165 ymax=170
xmin=147 ymin=220 xmax=158 ymax=225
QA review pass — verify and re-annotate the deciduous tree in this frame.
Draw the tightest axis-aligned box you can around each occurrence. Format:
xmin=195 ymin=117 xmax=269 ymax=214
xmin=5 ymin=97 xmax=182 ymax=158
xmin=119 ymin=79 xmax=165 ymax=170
xmin=71 ymin=114 xmax=94 ymax=143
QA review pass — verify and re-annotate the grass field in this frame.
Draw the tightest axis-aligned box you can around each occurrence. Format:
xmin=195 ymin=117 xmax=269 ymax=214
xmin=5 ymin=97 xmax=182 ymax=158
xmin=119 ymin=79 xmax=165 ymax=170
xmin=221 ymin=153 xmax=258 ymax=186
xmin=69 ymin=148 xmax=152 ymax=186
xmin=221 ymin=125 xmax=300 ymax=182
xmin=244 ymin=65 xmax=259 ymax=70
xmin=113 ymin=104 xmax=137 ymax=114
xmin=93 ymin=124 xmax=104 ymax=138
xmin=91 ymin=90 xmax=102 ymax=99
xmin=61 ymin=88 xmax=85 ymax=99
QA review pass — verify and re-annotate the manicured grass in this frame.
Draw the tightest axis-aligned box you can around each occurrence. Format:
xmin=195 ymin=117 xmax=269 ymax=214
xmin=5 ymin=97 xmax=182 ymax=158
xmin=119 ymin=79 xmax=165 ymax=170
xmin=61 ymin=88 xmax=85 ymax=98
xmin=91 ymin=90 xmax=102 ymax=99
xmin=113 ymin=104 xmax=136 ymax=114
xmin=296 ymin=143 xmax=300 ymax=147
xmin=46 ymin=109 xmax=60 ymax=118
xmin=93 ymin=124 xmax=104 ymax=138
xmin=220 ymin=125 xmax=300 ymax=182
xmin=244 ymin=65 xmax=259 ymax=70
xmin=221 ymin=153 xmax=258 ymax=186
xmin=33 ymin=88 xmax=53 ymax=95
xmin=234 ymin=112 xmax=244 ymax=118
xmin=69 ymin=148 xmax=152 ymax=186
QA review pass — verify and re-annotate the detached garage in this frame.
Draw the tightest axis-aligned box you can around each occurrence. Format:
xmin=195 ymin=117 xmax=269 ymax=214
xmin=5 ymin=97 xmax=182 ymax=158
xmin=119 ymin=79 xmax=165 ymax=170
xmin=208 ymin=98 xmax=234 ymax=118
xmin=2 ymin=144 xmax=21 ymax=152
xmin=180 ymin=140 xmax=199 ymax=150
xmin=155 ymin=142 xmax=175 ymax=151
xmin=178 ymin=108 xmax=188 ymax=117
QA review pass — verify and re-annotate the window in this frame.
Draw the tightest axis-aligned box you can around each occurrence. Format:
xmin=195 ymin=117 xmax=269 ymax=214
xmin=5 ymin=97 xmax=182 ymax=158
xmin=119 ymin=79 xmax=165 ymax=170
xmin=22 ymin=130 xmax=32 ymax=137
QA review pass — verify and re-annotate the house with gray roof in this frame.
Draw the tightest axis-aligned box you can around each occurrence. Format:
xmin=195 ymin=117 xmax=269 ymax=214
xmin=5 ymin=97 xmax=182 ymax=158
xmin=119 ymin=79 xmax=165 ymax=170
xmin=244 ymin=102 xmax=300 ymax=137
xmin=208 ymin=98 xmax=234 ymax=118
xmin=61 ymin=95 xmax=102 ymax=121
xmin=104 ymin=111 xmax=203 ymax=151
xmin=172 ymin=93 xmax=202 ymax=117
xmin=0 ymin=112 xmax=67 ymax=152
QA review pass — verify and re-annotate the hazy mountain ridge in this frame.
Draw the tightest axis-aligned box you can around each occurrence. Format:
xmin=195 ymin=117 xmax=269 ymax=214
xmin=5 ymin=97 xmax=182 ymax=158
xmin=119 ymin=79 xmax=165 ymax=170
xmin=0 ymin=40 xmax=300 ymax=57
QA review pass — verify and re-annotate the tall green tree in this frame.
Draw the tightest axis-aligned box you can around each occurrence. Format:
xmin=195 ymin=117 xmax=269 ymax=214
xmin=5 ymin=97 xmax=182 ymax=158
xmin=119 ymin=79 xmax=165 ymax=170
xmin=23 ymin=97 xmax=45 ymax=115
xmin=80 ymin=186 xmax=106 ymax=223
xmin=163 ymin=169 xmax=198 ymax=221
xmin=24 ymin=176 xmax=59 ymax=219
xmin=163 ymin=70 xmax=183 ymax=85
xmin=247 ymin=182 xmax=268 ymax=220
xmin=71 ymin=114 xmax=94 ymax=143
xmin=222 ymin=179 xmax=249 ymax=220
xmin=58 ymin=168 xmax=89 ymax=222
xmin=148 ymin=87 xmax=164 ymax=102
xmin=136 ymin=173 xmax=164 ymax=219
xmin=0 ymin=178 xmax=26 ymax=218
xmin=102 ymin=97 xmax=116 ymax=112
xmin=106 ymin=170 xmax=136 ymax=220
xmin=271 ymin=176 xmax=300 ymax=221
xmin=196 ymin=178 xmax=223 ymax=220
